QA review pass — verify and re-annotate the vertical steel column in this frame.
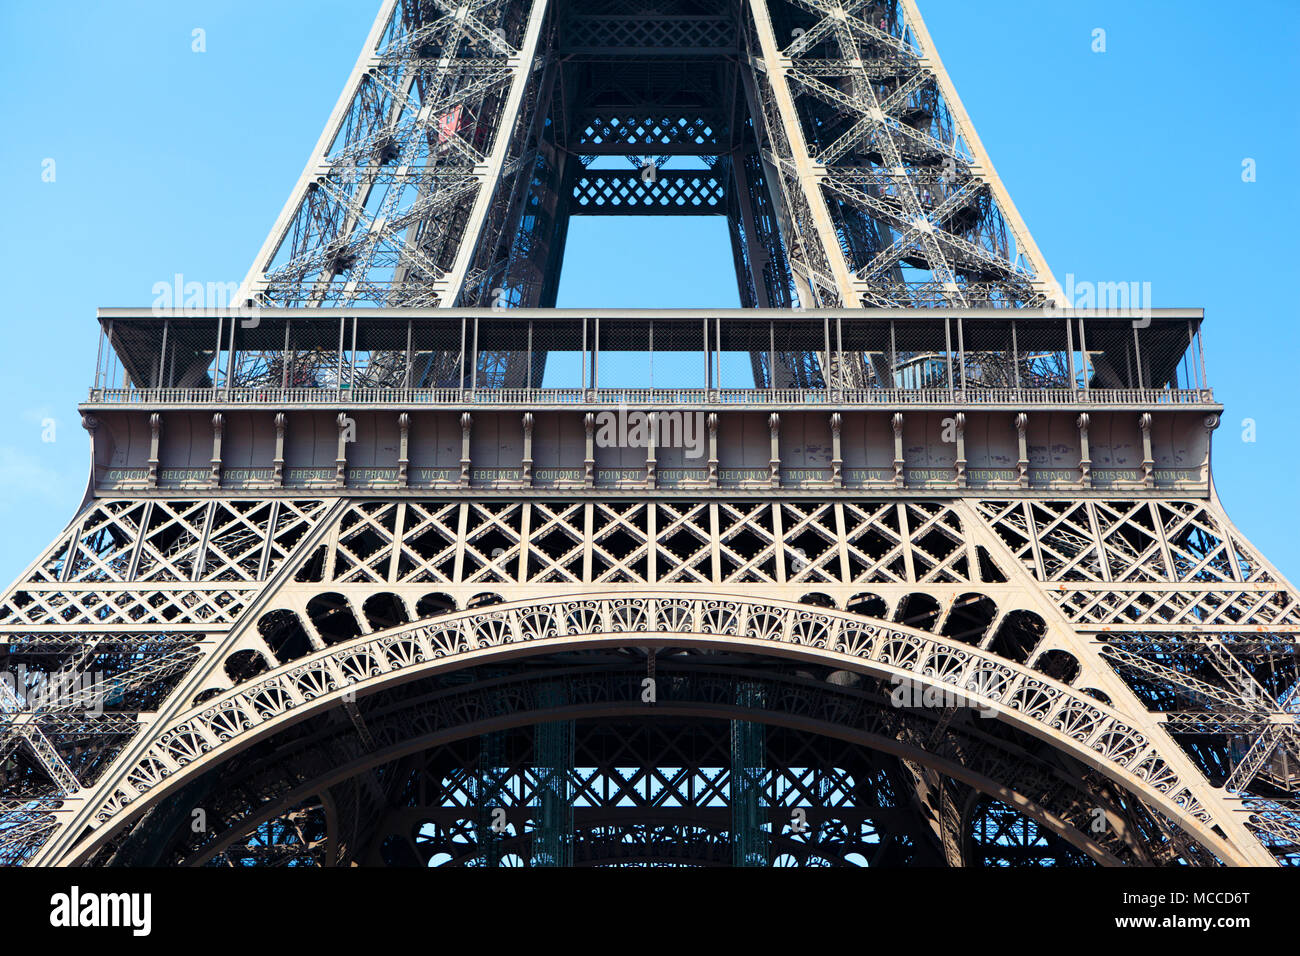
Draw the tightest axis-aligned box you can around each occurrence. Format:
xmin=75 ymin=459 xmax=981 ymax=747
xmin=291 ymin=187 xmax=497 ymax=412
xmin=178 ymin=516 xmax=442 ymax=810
xmin=475 ymin=729 xmax=508 ymax=868
xmin=348 ymin=315 xmax=358 ymax=389
xmin=1133 ymin=325 xmax=1145 ymax=389
xmin=716 ymin=315 xmax=723 ymax=390
xmin=769 ymin=320 xmax=776 ymax=390
xmin=731 ymin=683 xmax=769 ymax=867
xmin=156 ymin=319 xmax=169 ymax=389
xmin=471 ymin=316 xmax=480 ymax=392
xmin=1197 ymin=323 xmax=1208 ymax=390
xmin=704 ymin=317 xmax=711 ymax=390
xmin=282 ymin=320 xmax=291 ymax=388
xmin=1077 ymin=317 xmax=1090 ymax=392
xmin=335 ymin=317 xmax=345 ymax=392
xmin=944 ymin=317 xmax=954 ymax=395
xmin=227 ymin=314 xmax=239 ymax=393
xmin=212 ymin=315 xmax=224 ymax=389
xmin=404 ymin=319 xmax=413 ymax=390
xmin=955 ymin=316 xmax=965 ymax=391
xmin=1011 ymin=321 xmax=1021 ymax=390
xmin=459 ymin=316 xmax=467 ymax=393
xmin=531 ymin=683 xmax=573 ymax=867
xmin=1065 ymin=316 xmax=1076 ymax=390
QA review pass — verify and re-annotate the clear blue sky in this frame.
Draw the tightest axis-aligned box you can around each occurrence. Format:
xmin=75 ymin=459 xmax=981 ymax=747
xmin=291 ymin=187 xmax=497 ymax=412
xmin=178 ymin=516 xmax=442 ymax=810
xmin=0 ymin=0 xmax=1297 ymax=587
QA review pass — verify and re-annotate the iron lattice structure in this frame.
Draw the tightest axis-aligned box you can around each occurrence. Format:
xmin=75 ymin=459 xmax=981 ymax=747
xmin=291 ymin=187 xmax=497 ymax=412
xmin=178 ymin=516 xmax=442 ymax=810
xmin=2 ymin=0 xmax=1297 ymax=868
xmin=240 ymin=0 xmax=1056 ymax=313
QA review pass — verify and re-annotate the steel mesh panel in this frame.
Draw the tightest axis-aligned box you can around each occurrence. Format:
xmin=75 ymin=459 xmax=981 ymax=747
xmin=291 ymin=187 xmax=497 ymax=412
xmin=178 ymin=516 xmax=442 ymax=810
xmin=838 ymin=318 xmax=892 ymax=388
xmin=890 ymin=318 xmax=951 ymax=390
xmin=959 ymin=317 xmax=1018 ymax=389
xmin=409 ymin=319 xmax=467 ymax=389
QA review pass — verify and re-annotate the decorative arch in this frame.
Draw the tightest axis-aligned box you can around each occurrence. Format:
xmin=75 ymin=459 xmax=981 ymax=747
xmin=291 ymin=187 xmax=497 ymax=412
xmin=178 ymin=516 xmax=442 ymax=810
xmin=895 ymin=592 xmax=941 ymax=631
xmin=1034 ymin=649 xmax=1082 ymax=685
xmin=257 ymin=608 xmax=313 ymax=664
xmin=223 ymin=649 xmax=269 ymax=684
xmin=846 ymin=592 xmax=889 ymax=618
xmin=306 ymin=592 xmax=364 ymax=645
xmin=799 ymin=592 xmax=837 ymax=609
xmin=941 ymin=593 xmax=998 ymax=646
xmin=988 ymin=609 xmax=1047 ymax=663
xmin=414 ymin=592 xmax=457 ymax=618
xmin=53 ymin=591 xmax=1239 ymax=867
xmin=362 ymin=592 xmax=410 ymax=631
xmin=1081 ymin=687 xmax=1113 ymax=706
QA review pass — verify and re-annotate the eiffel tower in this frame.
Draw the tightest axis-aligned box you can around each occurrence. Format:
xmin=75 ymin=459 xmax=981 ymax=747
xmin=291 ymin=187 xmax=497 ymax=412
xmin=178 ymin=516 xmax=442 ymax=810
xmin=3 ymin=0 xmax=1297 ymax=868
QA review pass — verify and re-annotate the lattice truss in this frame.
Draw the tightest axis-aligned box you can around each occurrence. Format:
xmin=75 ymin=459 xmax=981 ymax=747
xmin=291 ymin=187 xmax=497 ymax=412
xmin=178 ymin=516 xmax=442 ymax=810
xmin=241 ymin=0 xmax=1057 ymax=315
xmin=204 ymin=802 xmax=331 ymax=867
xmin=977 ymin=498 xmax=1300 ymax=861
xmin=364 ymin=722 xmax=1022 ymax=866
xmin=3 ymin=492 xmax=1296 ymax=866
xmin=0 ymin=499 xmax=332 ymax=865
xmin=563 ymin=0 xmax=733 ymax=49
xmin=288 ymin=498 xmax=1007 ymax=587
xmin=244 ymin=0 xmax=554 ymax=308
xmin=738 ymin=0 xmax=1056 ymax=308
xmin=570 ymin=170 xmax=727 ymax=214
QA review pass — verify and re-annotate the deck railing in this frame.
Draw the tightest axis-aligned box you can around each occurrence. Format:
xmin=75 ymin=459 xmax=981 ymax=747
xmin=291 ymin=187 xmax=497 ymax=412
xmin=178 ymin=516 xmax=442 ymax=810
xmin=85 ymin=385 xmax=1217 ymax=408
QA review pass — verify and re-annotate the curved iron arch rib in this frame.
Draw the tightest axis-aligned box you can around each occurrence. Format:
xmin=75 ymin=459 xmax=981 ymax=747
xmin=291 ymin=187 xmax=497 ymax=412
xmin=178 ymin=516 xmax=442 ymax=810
xmin=51 ymin=592 xmax=1238 ymax=865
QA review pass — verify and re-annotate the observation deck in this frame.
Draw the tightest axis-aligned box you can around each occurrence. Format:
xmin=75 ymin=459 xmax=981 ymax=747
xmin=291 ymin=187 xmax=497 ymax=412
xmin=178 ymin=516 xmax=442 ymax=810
xmin=80 ymin=307 xmax=1221 ymax=497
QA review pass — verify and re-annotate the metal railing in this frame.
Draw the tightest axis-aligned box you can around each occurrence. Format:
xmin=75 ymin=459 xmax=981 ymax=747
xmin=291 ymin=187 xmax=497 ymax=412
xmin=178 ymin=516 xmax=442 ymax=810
xmin=85 ymin=385 xmax=1218 ymax=408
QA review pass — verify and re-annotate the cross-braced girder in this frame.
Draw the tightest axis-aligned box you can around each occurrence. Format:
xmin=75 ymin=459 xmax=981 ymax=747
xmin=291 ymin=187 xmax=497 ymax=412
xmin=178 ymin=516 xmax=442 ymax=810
xmin=4 ymin=479 xmax=1298 ymax=868
xmin=240 ymin=0 xmax=1057 ymax=314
